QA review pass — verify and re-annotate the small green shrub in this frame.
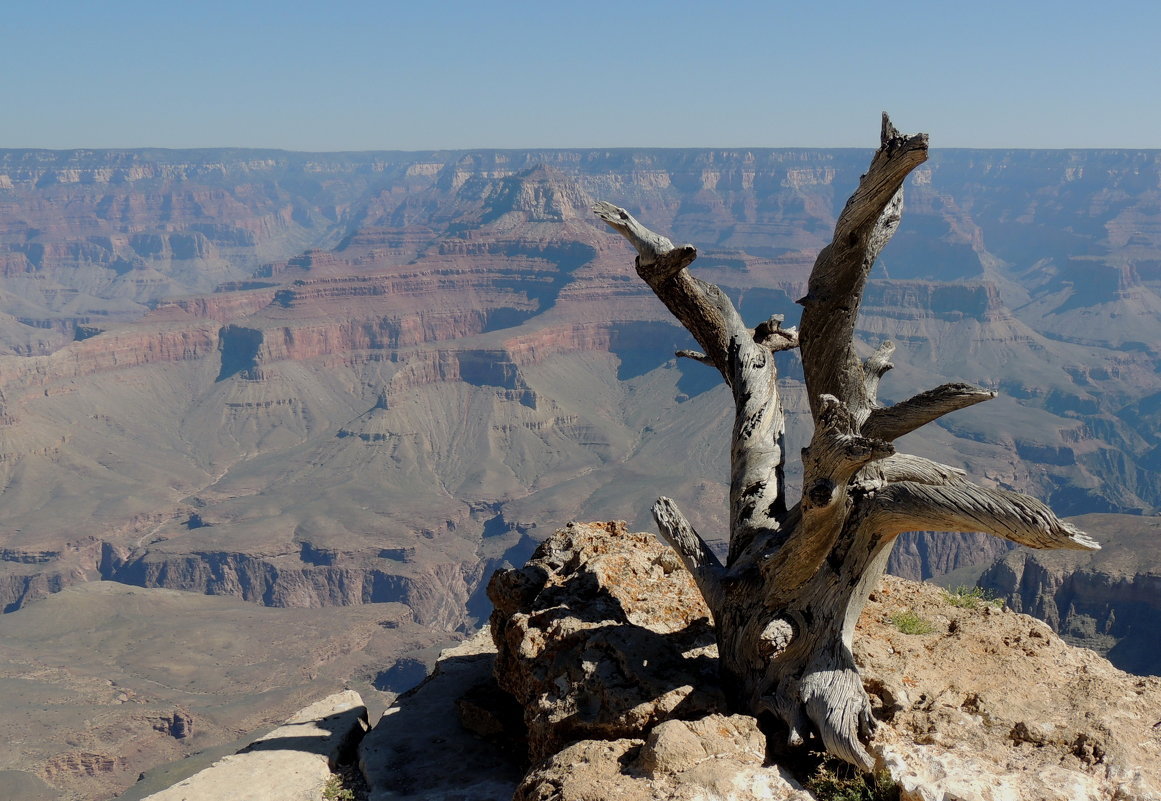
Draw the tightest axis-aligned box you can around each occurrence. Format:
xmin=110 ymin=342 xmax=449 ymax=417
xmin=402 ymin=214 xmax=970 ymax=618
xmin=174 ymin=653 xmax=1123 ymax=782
xmin=889 ymin=609 xmax=935 ymax=635
xmin=943 ymin=585 xmax=1003 ymax=609
xmin=805 ymin=757 xmax=898 ymax=801
xmin=322 ymin=775 xmax=355 ymax=801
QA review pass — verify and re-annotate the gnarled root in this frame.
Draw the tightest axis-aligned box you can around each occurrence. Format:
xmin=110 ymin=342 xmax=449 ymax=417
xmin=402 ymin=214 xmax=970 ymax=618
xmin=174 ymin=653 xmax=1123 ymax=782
xmin=758 ymin=646 xmax=878 ymax=771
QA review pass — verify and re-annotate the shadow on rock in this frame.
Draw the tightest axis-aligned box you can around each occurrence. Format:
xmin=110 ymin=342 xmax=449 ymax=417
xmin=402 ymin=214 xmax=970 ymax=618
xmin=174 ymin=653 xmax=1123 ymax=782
xmin=358 ymin=632 xmax=525 ymax=801
xmin=488 ymin=521 xmax=727 ymax=762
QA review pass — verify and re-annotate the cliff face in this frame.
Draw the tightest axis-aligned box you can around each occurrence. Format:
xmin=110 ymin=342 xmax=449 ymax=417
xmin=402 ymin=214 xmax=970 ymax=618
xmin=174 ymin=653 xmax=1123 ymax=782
xmin=106 ymin=550 xmax=473 ymax=629
xmin=886 ymin=530 xmax=1014 ymax=582
xmin=979 ymin=513 xmax=1161 ymax=676
xmin=0 ymin=151 xmax=362 ymax=351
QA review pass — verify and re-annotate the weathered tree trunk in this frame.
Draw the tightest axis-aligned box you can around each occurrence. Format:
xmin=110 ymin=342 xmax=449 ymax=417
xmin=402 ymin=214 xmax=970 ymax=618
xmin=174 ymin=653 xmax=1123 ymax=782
xmin=593 ymin=115 xmax=1098 ymax=770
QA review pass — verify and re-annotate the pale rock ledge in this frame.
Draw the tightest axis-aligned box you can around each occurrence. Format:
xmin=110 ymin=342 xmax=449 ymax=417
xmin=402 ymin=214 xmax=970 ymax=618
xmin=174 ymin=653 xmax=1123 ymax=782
xmin=141 ymin=690 xmax=367 ymax=801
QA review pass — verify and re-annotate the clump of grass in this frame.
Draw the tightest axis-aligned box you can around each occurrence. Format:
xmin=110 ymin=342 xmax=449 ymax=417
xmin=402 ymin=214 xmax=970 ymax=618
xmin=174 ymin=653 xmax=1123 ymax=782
xmin=889 ymin=609 xmax=935 ymax=635
xmin=805 ymin=756 xmax=898 ymax=801
xmin=943 ymin=585 xmax=1003 ymax=610
xmin=322 ymin=775 xmax=355 ymax=801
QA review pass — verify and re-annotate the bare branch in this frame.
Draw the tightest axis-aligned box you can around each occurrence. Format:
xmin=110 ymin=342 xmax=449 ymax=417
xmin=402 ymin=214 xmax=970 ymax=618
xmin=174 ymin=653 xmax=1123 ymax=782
xmin=591 ymin=201 xmax=683 ymax=272
xmin=593 ymin=201 xmax=746 ymax=375
xmin=798 ymin=114 xmax=929 ymax=420
xmin=864 ymin=186 xmax=906 ymax=270
xmin=861 ymin=340 xmax=895 ymax=414
xmin=595 ymin=201 xmax=791 ymax=552
xmin=726 ymin=337 xmax=789 ymax=564
xmin=863 ymin=382 xmax=996 ymax=442
xmin=652 ymin=497 xmax=724 ymax=610
xmin=866 ymin=480 xmax=1100 ymax=551
xmin=676 ymin=349 xmax=714 ymax=366
xmin=754 ymin=315 xmax=800 ymax=353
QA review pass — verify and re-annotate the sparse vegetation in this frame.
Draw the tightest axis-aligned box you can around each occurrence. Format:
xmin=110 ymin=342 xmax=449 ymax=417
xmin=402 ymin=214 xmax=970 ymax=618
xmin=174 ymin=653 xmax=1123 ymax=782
xmin=943 ymin=585 xmax=1003 ymax=610
xmin=889 ymin=610 xmax=936 ymax=635
xmin=322 ymin=775 xmax=355 ymax=801
xmin=805 ymin=756 xmax=898 ymax=801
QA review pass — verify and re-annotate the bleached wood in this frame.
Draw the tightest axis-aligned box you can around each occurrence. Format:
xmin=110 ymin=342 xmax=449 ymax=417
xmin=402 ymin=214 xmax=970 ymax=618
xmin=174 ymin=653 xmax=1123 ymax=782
xmin=591 ymin=201 xmax=681 ymax=270
xmin=863 ymin=382 xmax=997 ymax=442
xmin=797 ymin=114 xmax=928 ymax=422
xmin=860 ymin=340 xmax=895 ymax=422
xmin=675 ymin=348 xmax=714 ymax=366
xmin=594 ymin=201 xmax=737 ymax=378
xmin=754 ymin=315 xmax=800 ymax=352
xmin=652 ymin=496 xmax=725 ymax=610
xmin=869 ymin=480 xmax=1100 ymax=550
xmin=593 ymin=114 xmax=1095 ymax=773
xmin=725 ymin=335 xmax=789 ymax=564
xmin=594 ymin=201 xmax=791 ymax=545
xmin=856 ymin=453 xmax=966 ymax=486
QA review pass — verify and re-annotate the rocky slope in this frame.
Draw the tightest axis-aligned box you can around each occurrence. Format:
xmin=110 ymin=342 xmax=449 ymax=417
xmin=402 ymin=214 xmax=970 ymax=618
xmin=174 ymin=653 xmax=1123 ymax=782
xmin=480 ymin=522 xmax=1161 ymax=801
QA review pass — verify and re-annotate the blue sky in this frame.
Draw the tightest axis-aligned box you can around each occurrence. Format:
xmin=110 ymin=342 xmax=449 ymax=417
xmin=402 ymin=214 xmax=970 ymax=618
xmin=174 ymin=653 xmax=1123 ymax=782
xmin=3 ymin=0 xmax=1158 ymax=150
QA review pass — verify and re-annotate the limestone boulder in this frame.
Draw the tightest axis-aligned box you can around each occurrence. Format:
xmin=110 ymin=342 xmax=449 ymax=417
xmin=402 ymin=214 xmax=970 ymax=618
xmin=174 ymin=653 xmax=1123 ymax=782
xmin=487 ymin=521 xmax=724 ymax=762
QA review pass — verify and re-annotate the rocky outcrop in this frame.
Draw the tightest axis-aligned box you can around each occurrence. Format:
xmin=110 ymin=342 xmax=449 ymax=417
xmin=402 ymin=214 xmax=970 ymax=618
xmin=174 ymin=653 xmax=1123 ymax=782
xmin=514 ymin=714 xmax=813 ymax=801
xmin=858 ymin=577 xmax=1161 ymax=801
xmin=0 ymin=537 xmax=106 ymax=612
xmin=484 ymin=522 xmax=1161 ymax=801
xmin=1 ymin=568 xmax=79 ymax=613
xmin=5 ymin=539 xmax=477 ymax=622
xmin=487 ymin=521 xmax=722 ymax=763
xmin=862 ymin=281 xmax=1010 ymax=323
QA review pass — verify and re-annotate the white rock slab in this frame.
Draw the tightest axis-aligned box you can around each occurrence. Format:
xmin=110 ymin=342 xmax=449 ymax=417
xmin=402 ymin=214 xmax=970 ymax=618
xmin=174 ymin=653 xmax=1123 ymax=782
xmin=142 ymin=690 xmax=367 ymax=801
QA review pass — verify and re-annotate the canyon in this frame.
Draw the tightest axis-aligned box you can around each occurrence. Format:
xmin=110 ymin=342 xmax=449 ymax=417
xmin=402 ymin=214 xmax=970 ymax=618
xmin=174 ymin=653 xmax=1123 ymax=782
xmin=0 ymin=144 xmax=1159 ymax=798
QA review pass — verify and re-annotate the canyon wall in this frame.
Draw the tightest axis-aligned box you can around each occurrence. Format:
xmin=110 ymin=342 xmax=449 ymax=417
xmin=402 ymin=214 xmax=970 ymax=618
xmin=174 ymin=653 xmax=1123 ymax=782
xmin=2 ymin=147 xmax=1158 ymax=609
xmin=979 ymin=513 xmax=1161 ymax=675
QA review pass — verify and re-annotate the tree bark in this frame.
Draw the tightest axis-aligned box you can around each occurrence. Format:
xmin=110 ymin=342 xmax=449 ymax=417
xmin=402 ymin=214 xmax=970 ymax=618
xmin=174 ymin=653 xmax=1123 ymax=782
xmin=594 ymin=114 xmax=1098 ymax=771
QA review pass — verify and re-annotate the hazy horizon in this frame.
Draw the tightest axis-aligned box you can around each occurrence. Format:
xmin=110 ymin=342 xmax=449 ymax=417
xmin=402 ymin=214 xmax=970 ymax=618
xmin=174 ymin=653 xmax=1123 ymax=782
xmin=4 ymin=143 xmax=1161 ymax=157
